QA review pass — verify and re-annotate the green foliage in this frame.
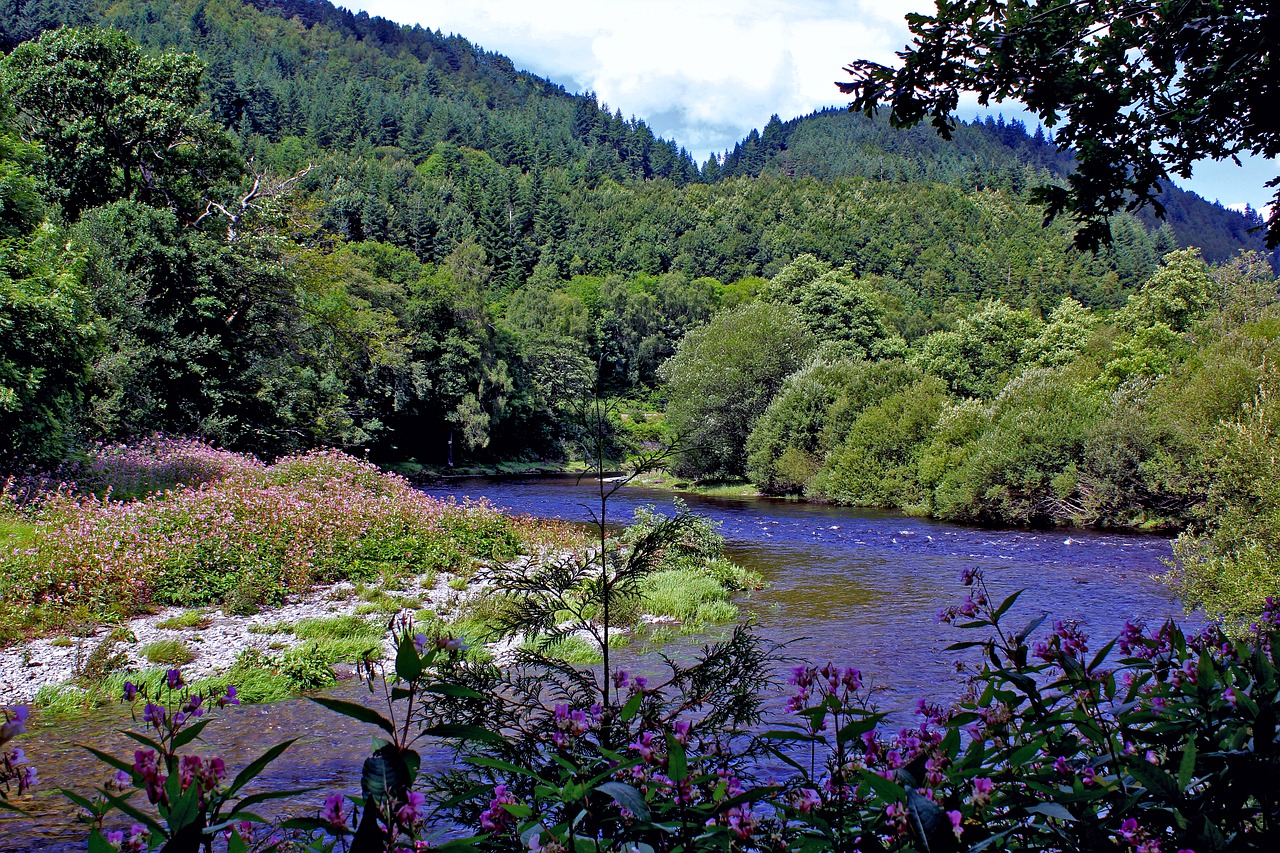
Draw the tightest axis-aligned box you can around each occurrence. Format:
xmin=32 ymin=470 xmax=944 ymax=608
xmin=763 ymin=254 xmax=906 ymax=358
xmin=75 ymin=630 xmax=132 ymax=683
xmin=923 ymin=366 xmax=1104 ymax=524
xmin=842 ymin=0 xmax=1280 ymax=249
xmin=141 ymin=638 xmax=195 ymax=667
xmin=154 ymin=610 xmax=210 ymax=631
xmin=638 ymin=569 xmax=737 ymax=623
xmin=747 ymin=355 xmax=924 ymax=494
xmin=661 ymin=301 xmax=813 ymax=479
xmin=1166 ymin=357 xmax=1280 ymax=629
xmin=812 ymin=375 xmax=948 ymax=507
xmin=910 ymin=299 xmax=1043 ymax=398
xmin=1 ymin=26 xmax=238 ymax=219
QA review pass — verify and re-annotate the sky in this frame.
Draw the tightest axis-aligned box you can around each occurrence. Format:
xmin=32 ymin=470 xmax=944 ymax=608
xmin=347 ymin=0 xmax=1275 ymax=213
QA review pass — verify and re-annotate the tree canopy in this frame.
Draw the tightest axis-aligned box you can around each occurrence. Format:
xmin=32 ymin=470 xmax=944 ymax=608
xmin=839 ymin=0 xmax=1279 ymax=250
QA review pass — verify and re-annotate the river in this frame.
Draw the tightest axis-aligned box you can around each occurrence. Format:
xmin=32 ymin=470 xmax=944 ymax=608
xmin=4 ymin=478 xmax=1191 ymax=851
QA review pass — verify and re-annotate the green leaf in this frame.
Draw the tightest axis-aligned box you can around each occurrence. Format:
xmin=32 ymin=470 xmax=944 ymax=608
xmin=665 ymin=733 xmax=688 ymax=783
xmin=395 ymin=632 xmax=423 ymax=682
xmin=119 ymin=729 xmax=166 ymax=755
xmin=171 ymin=719 xmax=212 ymax=750
xmin=61 ymin=788 xmax=103 ymax=814
xmin=88 ymin=830 xmax=117 ymax=853
xmin=1178 ymin=735 xmax=1197 ymax=790
xmin=760 ymin=729 xmax=820 ymax=743
xmin=79 ymin=745 xmax=136 ymax=778
xmin=225 ymin=738 xmax=299 ymax=798
xmin=1128 ymin=760 xmax=1181 ymax=802
xmin=424 ymin=683 xmax=485 ymax=700
xmin=1088 ymin=638 xmax=1117 ymax=672
xmin=362 ymin=744 xmax=411 ymax=805
xmin=163 ymin=780 xmax=203 ymax=835
xmin=836 ymin=713 xmax=886 ymax=744
xmin=231 ymin=788 xmax=316 ymax=814
xmin=993 ymin=589 xmax=1025 ymax=620
xmin=619 ymin=692 xmax=643 ymax=721
xmin=422 ymin=723 xmax=505 ymax=744
xmin=310 ymin=697 xmax=396 ymax=737
xmin=858 ymin=768 xmax=905 ymax=802
xmin=596 ymin=781 xmax=650 ymax=819
xmin=1027 ymin=802 xmax=1076 ymax=821
xmin=465 ymin=756 xmax=542 ymax=780
xmin=1016 ymin=613 xmax=1048 ymax=643
xmin=227 ymin=828 xmax=248 ymax=853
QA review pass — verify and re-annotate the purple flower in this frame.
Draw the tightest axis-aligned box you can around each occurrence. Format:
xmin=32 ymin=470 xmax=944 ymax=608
xmin=142 ymin=703 xmax=166 ymax=727
xmin=321 ymin=792 xmax=347 ymax=829
xmin=413 ymin=633 xmax=428 ymax=653
xmin=1 ymin=705 xmax=29 ymax=742
xmin=166 ymin=669 xmax=184 ymax=690
xmin=397 ymin=790 xmax=426 ymax=825
xmin=793 ymin=788 xmax=820 ymax=813
xmin=947 ymin=810 xmax=963 ymax=839
xmin=122 ymin=682 xmax=138 ymax=701
xmin=612 ymin=669 xmax=630 ymax=689
xmin=106 ymin=831 xmax=125 ymax=846
xmin=217 ymin=686 xmax=239 ymax=708
xmin=18 ymin=764 xmax=37 ymax=791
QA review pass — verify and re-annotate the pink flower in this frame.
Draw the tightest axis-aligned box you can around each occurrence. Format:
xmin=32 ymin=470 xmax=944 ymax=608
xmin=396 ymin=790 xmax=426 ymax=825
xmin=947 ymin=810 xmax=963 ymax=839
xmin=793 ymin=788 xmax=821 ymax=813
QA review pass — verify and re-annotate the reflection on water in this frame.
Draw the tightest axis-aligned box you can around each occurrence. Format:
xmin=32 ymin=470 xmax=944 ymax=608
xmin=6 ymin=478 xmax=1190 ymax=850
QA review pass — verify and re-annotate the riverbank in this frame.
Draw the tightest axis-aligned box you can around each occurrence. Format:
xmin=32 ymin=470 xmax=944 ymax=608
xmin=1 ymin=440 xmax=760 ymax=717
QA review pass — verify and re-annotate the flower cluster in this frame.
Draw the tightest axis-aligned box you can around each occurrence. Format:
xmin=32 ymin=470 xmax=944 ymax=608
xmin=2 ymin=447 xmax=525 ymax=637
xmin=479 ymin=784 xmax=519 ymax=833
xmin=551 ymin=701 xmax=601 ymax=749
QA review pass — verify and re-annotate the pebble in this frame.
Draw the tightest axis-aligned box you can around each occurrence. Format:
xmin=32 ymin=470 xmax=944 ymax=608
xmin=0 ymin=562 xmax=504 ymax=705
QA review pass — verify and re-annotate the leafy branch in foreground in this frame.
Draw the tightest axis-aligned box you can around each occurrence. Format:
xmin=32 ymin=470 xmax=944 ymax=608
xmin=839 ymin=0 xmax=1280 ymax=250
xmin=71 ymin=668 xmax=300 ymax=853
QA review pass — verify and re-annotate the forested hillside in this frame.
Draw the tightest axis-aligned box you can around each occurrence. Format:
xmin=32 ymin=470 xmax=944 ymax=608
xmin=0 ymin=0 xmax=1270 ymax=476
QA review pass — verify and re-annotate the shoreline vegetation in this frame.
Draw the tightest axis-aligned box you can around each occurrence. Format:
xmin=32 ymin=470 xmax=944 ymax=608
xmin=0 ymin=439 xmax=761 ymax=719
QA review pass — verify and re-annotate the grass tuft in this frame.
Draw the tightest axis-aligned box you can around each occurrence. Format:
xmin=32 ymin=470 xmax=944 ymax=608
xmin=155 ymin=609 xmax=211 ymax=630
xmin=141 ymin=638 xmax=195 ymax=666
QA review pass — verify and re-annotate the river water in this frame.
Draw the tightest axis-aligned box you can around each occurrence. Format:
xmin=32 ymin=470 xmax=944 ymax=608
xmin=4 ymin=478 xmax=1190 ymax=851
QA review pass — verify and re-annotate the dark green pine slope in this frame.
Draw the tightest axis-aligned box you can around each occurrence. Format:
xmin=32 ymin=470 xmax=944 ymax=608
xmin=718 ymin=107 xmax=1271 ymax=266
xmin=4 ymin=0 xmax=1251 ymax=300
